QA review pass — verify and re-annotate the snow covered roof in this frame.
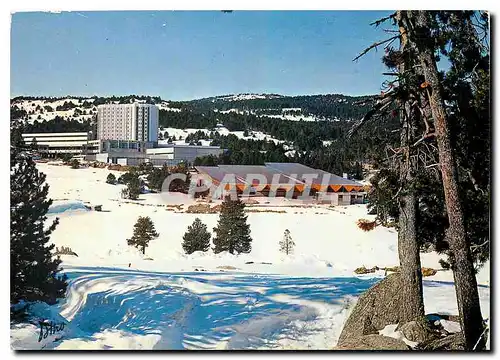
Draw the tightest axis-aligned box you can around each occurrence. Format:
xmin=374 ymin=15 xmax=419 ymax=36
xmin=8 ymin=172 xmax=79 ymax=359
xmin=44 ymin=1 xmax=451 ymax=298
xmin=196 ymin=163 xmax=364 ymax=190
xmin=195 ymin=166 xmax=246 ymax=185
xmin=217 ymin=165 xmax=302 ymax=185
xmin=265 ymin=163 xmax=364 ymax=187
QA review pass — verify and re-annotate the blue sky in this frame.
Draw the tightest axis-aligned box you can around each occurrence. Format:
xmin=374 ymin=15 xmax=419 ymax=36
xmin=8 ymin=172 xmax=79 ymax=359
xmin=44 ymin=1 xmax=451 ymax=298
xmin=11 ymin=11 xmax=395 ymax=101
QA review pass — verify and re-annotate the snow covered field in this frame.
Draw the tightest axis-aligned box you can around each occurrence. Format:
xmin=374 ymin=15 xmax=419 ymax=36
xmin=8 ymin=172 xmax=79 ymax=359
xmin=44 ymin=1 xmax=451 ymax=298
xmin=10 ymin=162 xmax=490 ymax=350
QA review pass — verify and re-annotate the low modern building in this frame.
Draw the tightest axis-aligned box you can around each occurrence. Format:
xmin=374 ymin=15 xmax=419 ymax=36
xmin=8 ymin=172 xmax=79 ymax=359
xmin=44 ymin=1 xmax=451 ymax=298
xmin=146 ymin=144 xmax=224 ymax=164
xmin=97 ymin=103 xmax=159 ymax=142
xmin=21 ymin=132 xmax=99 ymax=156
xmin=94 ymin=142 xmax=224 ymax=167
xmin=194 ymin=163 xmax=366 ymax=204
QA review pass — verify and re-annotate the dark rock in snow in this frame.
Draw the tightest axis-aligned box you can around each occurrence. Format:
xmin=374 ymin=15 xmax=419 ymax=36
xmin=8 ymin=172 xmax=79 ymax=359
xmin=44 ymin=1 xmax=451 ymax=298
xmin=398 ymin=319 xmax=439 ymax=343
xmin=416 ymin=333 xmax=466 ymax=351
xmin=338 ymin=273 xmax=404 ymax=345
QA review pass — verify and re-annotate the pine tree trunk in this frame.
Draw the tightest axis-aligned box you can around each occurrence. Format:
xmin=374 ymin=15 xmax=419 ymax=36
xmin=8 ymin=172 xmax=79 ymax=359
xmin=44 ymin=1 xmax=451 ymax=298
xmin=404 ymin=10 xmax=485 ymax=350
xmin=395 ymin=11 xmax=425 ymax=323
xmin=397 ymin=112 xmax=425 ymax=322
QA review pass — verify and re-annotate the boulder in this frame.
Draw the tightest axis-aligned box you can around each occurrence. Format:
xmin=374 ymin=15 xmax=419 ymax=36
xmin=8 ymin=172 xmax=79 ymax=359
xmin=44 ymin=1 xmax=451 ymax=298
xmin=334 ymin=334 xmax=409 ymax=350
xmin=417 ymin=333 xmax=465 ymax=350
xmin=338 ymin=273 xmax=404 ymax=345
xmin=398 ymin=319 xmax=439 ymax=343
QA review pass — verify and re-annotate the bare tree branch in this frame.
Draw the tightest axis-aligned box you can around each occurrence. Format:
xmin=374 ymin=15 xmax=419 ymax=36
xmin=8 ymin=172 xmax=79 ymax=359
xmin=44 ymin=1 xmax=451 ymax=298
xmin=412 ymin=132 xmax=435 ymax=147
xmin=353 ymin=34 xmax=401 ymax=62
xmin=370 ymin=12 xmax=397 ymax=27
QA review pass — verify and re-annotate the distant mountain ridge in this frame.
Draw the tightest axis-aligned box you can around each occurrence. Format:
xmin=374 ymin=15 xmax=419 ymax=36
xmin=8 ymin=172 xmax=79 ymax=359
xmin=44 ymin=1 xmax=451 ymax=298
xmin=11 ymin=93 xmax=376 ymax=138
xmin=181 ymin=93 xmax=374 ymax=122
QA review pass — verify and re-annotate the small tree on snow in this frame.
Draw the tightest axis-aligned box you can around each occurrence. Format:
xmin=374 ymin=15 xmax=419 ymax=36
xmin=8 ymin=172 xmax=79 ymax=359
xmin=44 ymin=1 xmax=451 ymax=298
xmin=182 ymin=218 xmax=211 ymax=254
xmin=279 ymin=229 xmax=295 ymax=255
xmin=123 ymin=174 xmax=141 ymax=200
xmin=127 ymin=216 xmax=159 ymax=255
xmin=213 ymin=195 xmax=252 ymax=254
xmin=106 ymin=173 xmax=116 ymax=184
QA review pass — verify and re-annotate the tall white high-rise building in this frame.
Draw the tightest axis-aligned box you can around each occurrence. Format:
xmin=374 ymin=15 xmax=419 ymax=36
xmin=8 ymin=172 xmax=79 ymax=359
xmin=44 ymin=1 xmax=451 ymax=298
xmin=97 ymin=103 xmax=159 ymax=142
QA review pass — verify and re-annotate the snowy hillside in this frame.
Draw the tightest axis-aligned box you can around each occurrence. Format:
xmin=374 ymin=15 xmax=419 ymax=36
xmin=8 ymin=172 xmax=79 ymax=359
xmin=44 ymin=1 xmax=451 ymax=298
xmin=159 ymin=126 xmax=286 ymax=147
xmin=209 ymin=93 xmax=284 ymax=102
xmin=11 ymin=97 xmax=183 ymax=124
xmin=11 ymin=94 xmax=348 ymax=125
xmin=12 ymin=98 xmax=97 ymax=124
xmin=10 ymin=162 xmax=490 ymax=350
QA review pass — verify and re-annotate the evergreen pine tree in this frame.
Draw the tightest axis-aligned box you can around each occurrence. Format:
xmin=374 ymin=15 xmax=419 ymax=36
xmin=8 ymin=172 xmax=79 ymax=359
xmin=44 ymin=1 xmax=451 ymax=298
xmin=11 ymin=138 xmax=67 ymax=305
xmin=279 ymin=229 xmax=295 ymax=255
xmin=106 ymin=173 xmax=116 ymax=184
xmin=147 ymin=165 xmax=170 ymax=192
xmin=125 ymin=174 xmax=141 ymax=200
xmin=213 ymin=195 xmax=252 ymax=254
xmin=182 ymin=218 xmax=211 ymax=254
xmin=127 ymin=216 xmax=159 ymax=255
xmin=356 ymin=11 xmax=489 ymax=349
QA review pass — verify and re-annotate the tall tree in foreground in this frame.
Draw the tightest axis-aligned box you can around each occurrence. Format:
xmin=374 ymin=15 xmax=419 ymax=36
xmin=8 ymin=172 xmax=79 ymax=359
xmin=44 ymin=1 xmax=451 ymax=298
xmin=401 ymin=10 xmax=485 ymax=350
xmin=182 ymin=218 xmax=211 ymax=254
xmin=352 ymin=11 xmax=426 ymax=323
xmin=127 ymin=216 xmax=159 ymax=255
xmin=353 ymin=12 xmax=488 ymax=348
xmin=11 ymin=131 xmax=67 ymax=305
xmin=213 ymin=195 xmax=252 ymax=254
xmin=279 ymin=229 xmax=295 ymax=255
xmin=393 ymin=11 xmax=425 ymax=322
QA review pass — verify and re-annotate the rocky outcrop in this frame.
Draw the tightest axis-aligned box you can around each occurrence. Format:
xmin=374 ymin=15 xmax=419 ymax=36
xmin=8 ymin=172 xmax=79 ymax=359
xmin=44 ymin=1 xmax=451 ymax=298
xmin=398 ymin=319 xmax=439 ymax=343
xmin=416 ymin=333 xmax=465 ymax=350
xmin=334 ymin=334 xmax=409 ymax=350
xmin=338 ymin=273 xmax=404 ymax=345
xmin=337 ymin=272 xmax=450 ymax=350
